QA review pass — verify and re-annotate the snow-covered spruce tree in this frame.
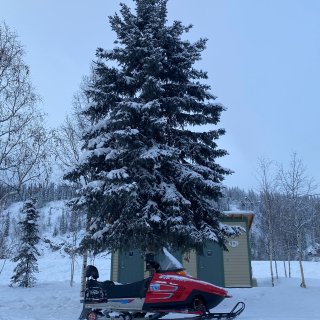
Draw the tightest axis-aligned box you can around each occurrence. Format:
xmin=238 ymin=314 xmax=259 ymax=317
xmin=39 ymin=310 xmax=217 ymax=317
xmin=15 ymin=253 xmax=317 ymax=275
xmin=65 ymin=0 xmax=242 ymax=254
xmin=11 ymin=199 xmax=40 ymax=287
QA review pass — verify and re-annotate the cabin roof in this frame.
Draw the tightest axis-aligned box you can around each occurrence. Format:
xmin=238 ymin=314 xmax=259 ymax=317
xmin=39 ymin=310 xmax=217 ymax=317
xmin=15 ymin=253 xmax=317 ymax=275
xmin=223 ymin=211 xmax=255 ymax=230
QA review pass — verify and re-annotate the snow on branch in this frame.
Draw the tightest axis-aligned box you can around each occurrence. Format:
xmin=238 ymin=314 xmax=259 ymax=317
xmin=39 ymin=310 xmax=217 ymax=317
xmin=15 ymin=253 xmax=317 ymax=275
xmin=105 ymin=168 xmax=129 ymax=180
xmin=160 ymin=182 xmax=191 ymax=206
xmin=140 ymin=145 xmax=178 ymax=160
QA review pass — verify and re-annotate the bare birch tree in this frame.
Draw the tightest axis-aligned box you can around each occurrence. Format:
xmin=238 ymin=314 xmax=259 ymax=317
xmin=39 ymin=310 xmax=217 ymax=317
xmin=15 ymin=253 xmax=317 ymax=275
xmin=256 ymin=157 xmax=278 ymax=287
xmin=0 ymin=22 xmax=52 ymax=263
xmin=0 ymin=22 xmax=51 ymax=194
xmin=52 ymin=86 xmax=89 ymax=173
xmin=278 ymin=152 xmax=316 ymax=288
xmin=52 ymin=87 xmax=91 ymax=296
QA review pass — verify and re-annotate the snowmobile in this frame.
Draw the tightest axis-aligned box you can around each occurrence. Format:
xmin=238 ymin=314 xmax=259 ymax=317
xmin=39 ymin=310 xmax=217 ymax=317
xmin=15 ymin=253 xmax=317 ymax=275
xmin=79 ymin=249 xmax=245 ymax=320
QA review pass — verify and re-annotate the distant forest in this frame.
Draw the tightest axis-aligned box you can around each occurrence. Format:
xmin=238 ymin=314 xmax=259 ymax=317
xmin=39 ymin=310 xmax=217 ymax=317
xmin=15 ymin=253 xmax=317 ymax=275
xmin=1 ymin=182 xmax=320 ymax=263
xmin=0 ymin=183 xmax=76 ymax=207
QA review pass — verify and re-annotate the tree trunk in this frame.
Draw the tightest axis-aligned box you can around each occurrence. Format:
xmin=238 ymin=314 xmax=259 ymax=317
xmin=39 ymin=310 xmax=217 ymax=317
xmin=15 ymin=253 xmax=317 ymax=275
xmin=274 ymin=259 xmax=278 ymax=279
xmin=268 ymin=241 xmax=274 ymax=287
xmin=283 ymin=260 xmax=287 ymax=278
xmin=287 ymin=240 xmax=291 ymax=278
xmin=70 ymin=258 xmax=75 ymax=287
xmin=70 ymin=235 xmax=77 ymax=287
xmin=26 ymin=261 xmax=29 ymax=288
xmin=80 ymin=252 xmax=88 ymax=297
xmin=297 ymin=233 xmax=306 ymax=288
xmin=81 ymin=205 xmax=91 ymax=296
xmin=268 ymin=209 xmax=275 ymax=287
xmin=299 ymin=257 xmax=306 ymax=288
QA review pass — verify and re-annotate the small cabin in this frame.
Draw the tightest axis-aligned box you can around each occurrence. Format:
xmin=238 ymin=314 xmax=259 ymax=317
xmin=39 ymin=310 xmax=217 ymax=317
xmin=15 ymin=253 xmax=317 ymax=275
xmin=111 ymin=211 xmax=254 ymax=288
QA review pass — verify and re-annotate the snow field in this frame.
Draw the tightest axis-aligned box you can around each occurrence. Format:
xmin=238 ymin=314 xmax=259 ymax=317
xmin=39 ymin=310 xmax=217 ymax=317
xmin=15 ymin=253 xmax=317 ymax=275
xmin=0 ymin=255 xmax=319 ymax=320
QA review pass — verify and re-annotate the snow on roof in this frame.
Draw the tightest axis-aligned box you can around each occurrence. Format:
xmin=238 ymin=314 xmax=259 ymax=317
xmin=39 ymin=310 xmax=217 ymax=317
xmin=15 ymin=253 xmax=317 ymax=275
xmin=223 ymin=211 xmax=255 ymax=230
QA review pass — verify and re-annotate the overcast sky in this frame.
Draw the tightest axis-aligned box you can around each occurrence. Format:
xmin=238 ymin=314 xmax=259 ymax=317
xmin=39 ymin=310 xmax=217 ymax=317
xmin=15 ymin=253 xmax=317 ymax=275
xmin=2 ymin=0 xmax=320 ymax=191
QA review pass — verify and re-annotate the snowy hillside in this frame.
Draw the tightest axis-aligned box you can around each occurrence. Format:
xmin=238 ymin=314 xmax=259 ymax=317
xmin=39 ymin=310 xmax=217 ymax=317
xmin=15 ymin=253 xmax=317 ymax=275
xmin=1 ymin=252 xmax=320 ymax=320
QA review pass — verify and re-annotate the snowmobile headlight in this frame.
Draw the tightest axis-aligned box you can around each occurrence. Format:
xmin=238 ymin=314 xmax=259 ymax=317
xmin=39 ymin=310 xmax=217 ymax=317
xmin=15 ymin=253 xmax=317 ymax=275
xmin=176 ymin=270 xmax=187 ymax=276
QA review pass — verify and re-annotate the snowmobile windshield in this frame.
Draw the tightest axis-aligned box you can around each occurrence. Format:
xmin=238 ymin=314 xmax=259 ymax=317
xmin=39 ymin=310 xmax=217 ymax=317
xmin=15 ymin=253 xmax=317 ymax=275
xmin=158 ymin=248 xmax=184 ymax=271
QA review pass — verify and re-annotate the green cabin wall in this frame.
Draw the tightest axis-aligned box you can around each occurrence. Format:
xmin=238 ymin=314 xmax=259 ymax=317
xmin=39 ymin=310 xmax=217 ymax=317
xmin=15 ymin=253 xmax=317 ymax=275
xmin=222 ymin=218 xmax=253 ymax=287
xmin=110 ymin=216 xmax=253 ymax=287
xmin=196 ymin=241 xmax=225 ymax=286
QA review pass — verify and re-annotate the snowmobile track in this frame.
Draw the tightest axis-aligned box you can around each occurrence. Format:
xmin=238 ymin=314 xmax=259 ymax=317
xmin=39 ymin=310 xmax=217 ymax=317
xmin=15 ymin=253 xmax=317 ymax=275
xmin=82 ymin=302 xmax=245 ymax=320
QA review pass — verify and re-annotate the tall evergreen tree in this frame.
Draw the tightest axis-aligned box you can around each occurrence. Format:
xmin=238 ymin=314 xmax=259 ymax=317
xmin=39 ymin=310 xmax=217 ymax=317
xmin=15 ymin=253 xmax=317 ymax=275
xmin=65 ymin=0 xmax=241 ymax=254
xmin=11 ymin=199 xmax=40 ymax=287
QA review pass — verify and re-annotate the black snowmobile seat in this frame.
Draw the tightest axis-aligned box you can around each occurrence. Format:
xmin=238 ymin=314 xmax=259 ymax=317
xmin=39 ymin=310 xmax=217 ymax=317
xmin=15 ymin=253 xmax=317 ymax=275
xmin=85 ymin=264 xmax=151 ymax=299
xmin=85 ymin=279 xmax=115 ymax=302
xmin=86 ymin=278 xmax=150 ymax=299
xmin=107 ymin=278 xmax=151 ymax=299
xmin=87 ymin=278 xmax=115 ymax=290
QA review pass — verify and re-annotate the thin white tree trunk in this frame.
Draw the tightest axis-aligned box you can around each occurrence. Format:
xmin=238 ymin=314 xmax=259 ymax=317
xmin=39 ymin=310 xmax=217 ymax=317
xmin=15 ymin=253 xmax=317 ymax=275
xmin=268 ymin=207 xmax=275 ymax=287
xmin=70 ymin=233 xmax=77 ymax=287
xmin=81 ymin=205 xmax=91 ymax=297
xmin=297 ymin=233 xmax=306 ymax=288
xmin=80 ymin=252 xmax=88 ymax=297
xmin=70 ymin=258 xmax=75 ymax=287
xmin=269 ymin=239 xmax=274 ymax=287
xmin=299 ymin=257 xmax=306 ymax=288
xmin=283 ymin=260 xmax=287 ymax=278
xmin=274 ymin=259 xmax=278 ymax=279
xmin=287 ymin=240 xmax=291 ymax=278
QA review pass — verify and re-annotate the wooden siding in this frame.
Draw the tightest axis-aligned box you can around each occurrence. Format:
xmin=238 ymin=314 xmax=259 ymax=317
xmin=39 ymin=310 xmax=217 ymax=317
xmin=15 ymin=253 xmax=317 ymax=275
xmin=111 ymin=251 xmax=119 ymax=282
xmin=182 ymin=250 xmax=197 ymax=277
xmin=223 ymin=221 xmax=252 ymax=287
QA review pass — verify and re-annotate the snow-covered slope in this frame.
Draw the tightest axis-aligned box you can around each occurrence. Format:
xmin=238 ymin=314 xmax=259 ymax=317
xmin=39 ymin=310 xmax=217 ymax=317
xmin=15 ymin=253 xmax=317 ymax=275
xmin=1 ymin=253 xmax=319 ymax=320
xmin=4 ymin=200 xmax=69 ymax=237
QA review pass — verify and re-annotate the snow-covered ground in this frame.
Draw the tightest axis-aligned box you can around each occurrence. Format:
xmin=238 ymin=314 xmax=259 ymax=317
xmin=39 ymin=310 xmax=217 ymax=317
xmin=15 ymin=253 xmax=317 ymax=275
xmin=0 ymin=254 xmax=319 ymax=320
xmin=215 ymin=261 xmax=320 ymax=320
xmin=1 ymin=200 xmax=319 ymax=319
